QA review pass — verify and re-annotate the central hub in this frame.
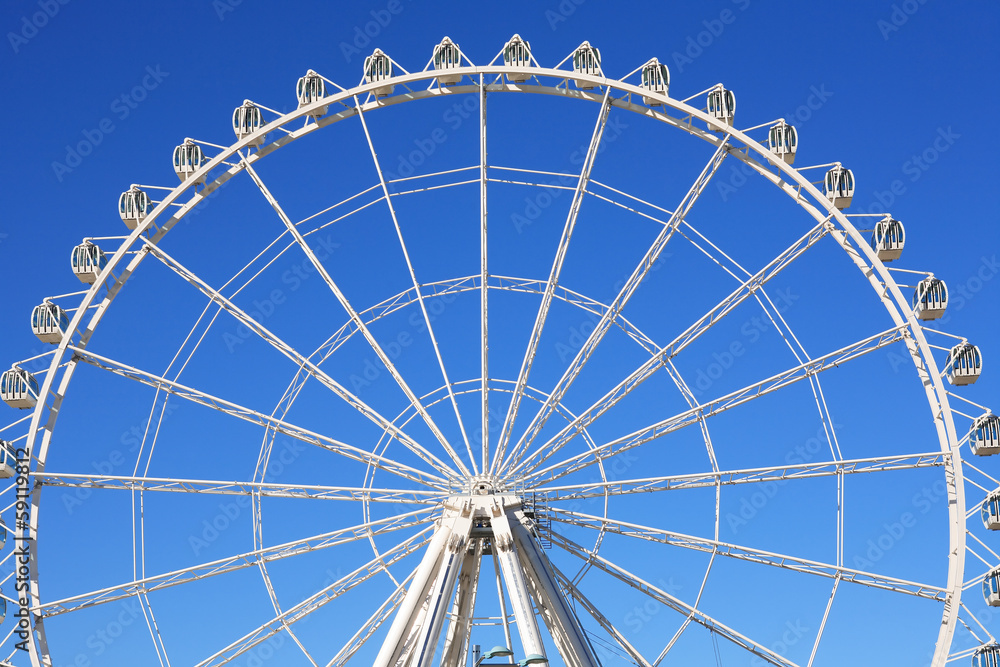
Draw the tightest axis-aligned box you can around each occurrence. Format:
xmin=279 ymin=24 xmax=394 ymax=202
xmin=469 ymin=474 xmax=498 ymax=495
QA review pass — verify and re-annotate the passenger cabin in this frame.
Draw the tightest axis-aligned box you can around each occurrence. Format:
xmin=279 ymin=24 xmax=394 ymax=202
xmin=0 ymin=441 xmax=16 ymax=479
xmin=0 ymin=368 xmax=39 ymax=410
xmin=71 ymin=242 xmax=107 ymax=285
xmin=503 ymin=35 xmax=532 ymax=83
xmin=972 ymin=413 xmax=1000 ymax=456
xmin=31 ymin=302 xmax=68 ymax=344
xmin=824 ymin=166 xmax=854 ymax=210
xmin=983 ymin=490 xmax=1000 ymax=530
xmin=119 ymin=186 xmax=151 ymax=230
xmin=297 ymin=70 xmax=328 ymax=117
xmin=364 ymin=49 xmax=394 ymax=97
xmin=640 ymin=59 xmax=669 ymax=106
xmin=871 ymin=216 xmax=905 ymax=261
xmin=707 ymin=87 xmax=736 ymax=126
xmin=232 ymin=101 xmax=265 ymax=147
xmin=975 ymin=644 xmax=1000 ymax=667
xmin=947 ymin=343 xmax=983 ymax=386
xmin=572 ymin=42 xmax=601 ymax=90
xmin=767 ymin=121 xmax=797 ymax=165
xmin=985 ymin=568 xmax=1000 ymax=607
xmin=912 ymin=277 xmax=947 ymax=320
xmin=433 ymin=37 xmax=463 ymax=86
xmin=173 ymin=141 xmax=206 ymax=183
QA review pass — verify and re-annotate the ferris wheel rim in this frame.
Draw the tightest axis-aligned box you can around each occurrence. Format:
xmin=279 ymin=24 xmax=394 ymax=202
xmin=14 ymin=55 xmax=967 ymax=665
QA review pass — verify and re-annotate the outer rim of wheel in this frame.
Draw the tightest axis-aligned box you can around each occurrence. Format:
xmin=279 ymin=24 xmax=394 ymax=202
xmin=19 ymin=62 xmax=964 ymax=665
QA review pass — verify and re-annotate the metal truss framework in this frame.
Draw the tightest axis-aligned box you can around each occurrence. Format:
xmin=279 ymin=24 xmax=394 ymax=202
xmin=0 ymin=42 xmax=976 ymax=667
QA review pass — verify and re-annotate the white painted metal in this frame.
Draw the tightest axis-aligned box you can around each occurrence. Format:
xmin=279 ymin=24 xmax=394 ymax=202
xmin=503 ymin=136 xmax=732 ymax=475
xmin=491 ymin=87 xmax=613 ymax=475
xmin=3 ymin=50 xmax=976 ymax=667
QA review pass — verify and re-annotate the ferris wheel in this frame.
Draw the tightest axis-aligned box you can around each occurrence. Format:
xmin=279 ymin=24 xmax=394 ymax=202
xmin=1 ymin=34 xmax=998 ymax=666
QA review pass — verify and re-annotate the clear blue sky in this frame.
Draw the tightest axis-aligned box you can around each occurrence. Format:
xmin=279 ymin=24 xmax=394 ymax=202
xmin=0 ymin=1 xmax=998 ymax=665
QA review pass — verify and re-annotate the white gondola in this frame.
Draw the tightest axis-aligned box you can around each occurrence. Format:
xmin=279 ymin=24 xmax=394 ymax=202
xmin=503 ymin=35 xmax=532 ymax=83
xmin=173 ymin=140 xmax=206 ymax=184
xmin=947 ymin=342 xmax=983 ymax=386
xmin=982 ymin=490 xmax=1000 ymax=530
xmin=974 ymin=644 xmax=1000 ymax=667
xmin=118 ymin=185 xmax=151 ymax=230
xmin=985 ymin=568 xmax=1000 ymax=606
xmin=433 ymin=37 xmax=463 ymax=86
xmin=0 ymin=440 xmax=16 ymax=479
xmin=71 ymin=242 xmax=107 ymax=284
xmin=572 ymin=41 xmax=601 ymax=90
xmin=870 ymin=216 xmax=905 ymax=261
xmin=767 ymin=121 xmax=797 ymax=165
xmin=912 ymin=276 xmax=947 ymax=320
xmin=232 ymin=101 xmax=265 ymax=147
xmin=640 ymin=59 xmax=669 ymax=106
xmin=364 ymin=49 xmax=395 ymax=97
xmin=0 ymin=367 xmax=39 ymax=410
xmin=296 ymin=70 xmax=328 ymax=117
xmin=824 ymin=165 xmax=854 ymax=210
xmin=707 ymin=87 xmax=736 ymax=126
xmin=31 ymin=302 xmax=69 ymax=344
xmin=971 ymin=413 xmax=1000 ymax=456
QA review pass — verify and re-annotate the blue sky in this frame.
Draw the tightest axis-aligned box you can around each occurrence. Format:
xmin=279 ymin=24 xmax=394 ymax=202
xmin=0 ymin=0 xmax=998 ymax=665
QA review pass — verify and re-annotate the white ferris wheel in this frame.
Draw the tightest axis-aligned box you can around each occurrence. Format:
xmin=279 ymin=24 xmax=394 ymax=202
xmin=1 ymin=35 xmax=998 ymax=667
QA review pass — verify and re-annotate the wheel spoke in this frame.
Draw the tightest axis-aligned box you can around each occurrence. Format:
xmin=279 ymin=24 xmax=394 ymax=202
xmin=324 ymin=566 xmax=417 ymax=666
xmin=37 ymin=509 xmax=435 ymax=618
xmin=36 ymin=472 xmax=444 ymax=504
xmin=68 ymin=345 xmax=448 ymax=488
xmin=535 ymin=452 xmax=946 ymax=500
xmin=552 ymin=509 xmax=947 ymax=601
xmin=490 ymin=88 xmax=614 ymax=475
xmin=479 ymin=77 xmax=490 ymax=474
xmin=143 ymin=240 xmax=460 ymax=481
xmin=501 ymin=136 xmax=732 ymax=475
xmin=195 ymin=528 xmax=432 ymax=667
xmin=522 ymin=324 xmax=907 ymax=486
xmin=355 ymin=97 xmax=476 ymax=476
xmin=511 ymin=217 xmax=832 ymax=479
xmin=551 ymin=530 xmax=798 ymax=667
xmin=550 ymin=562 xmax=652 ymax=667
xmin=240 ymin=158 xmax=466 ymax=476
